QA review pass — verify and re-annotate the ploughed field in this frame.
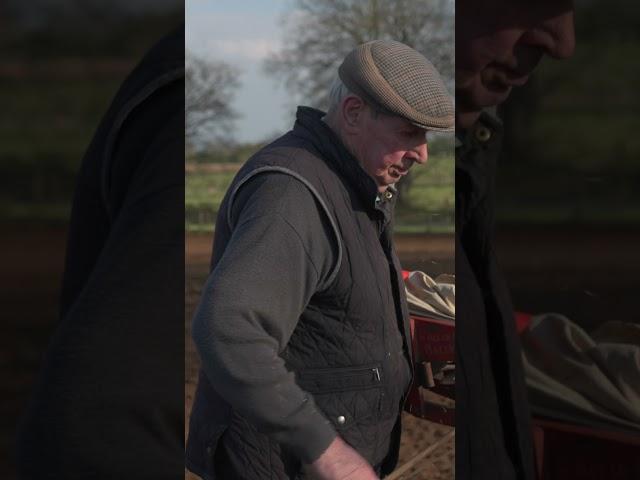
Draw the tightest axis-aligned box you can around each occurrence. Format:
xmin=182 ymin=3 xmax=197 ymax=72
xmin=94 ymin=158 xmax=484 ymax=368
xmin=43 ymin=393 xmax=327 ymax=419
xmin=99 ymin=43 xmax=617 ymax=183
xmin=7 ymin=226 xmax=635 ymax=478
xmin=185 ymin=233 xmax=456 ymax=480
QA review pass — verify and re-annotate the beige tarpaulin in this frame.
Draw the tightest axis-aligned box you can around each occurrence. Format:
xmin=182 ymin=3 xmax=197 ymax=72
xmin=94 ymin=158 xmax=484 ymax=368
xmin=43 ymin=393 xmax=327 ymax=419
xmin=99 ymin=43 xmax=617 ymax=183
xmin=522 ymin=313 xmax=640 ymax=433
xmin=404 ymin=271 xmax=455 ymax=321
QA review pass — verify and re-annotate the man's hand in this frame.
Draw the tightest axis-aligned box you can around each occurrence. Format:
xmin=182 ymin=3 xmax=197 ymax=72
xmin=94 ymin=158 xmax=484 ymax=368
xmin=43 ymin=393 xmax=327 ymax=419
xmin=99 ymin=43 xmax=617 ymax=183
xmin=305 ymin=436 xmax=380 ymax=480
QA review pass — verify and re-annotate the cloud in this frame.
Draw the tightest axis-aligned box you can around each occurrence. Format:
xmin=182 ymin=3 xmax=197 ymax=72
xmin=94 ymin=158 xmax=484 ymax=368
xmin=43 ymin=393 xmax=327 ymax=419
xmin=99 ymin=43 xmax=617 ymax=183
xmin=216 ymin=38 xmax=280 ymax=61
xmin=185 ymin=2 xmax=291 ymax=142
xmin=186 ymin=10 xmax=283 ymax=64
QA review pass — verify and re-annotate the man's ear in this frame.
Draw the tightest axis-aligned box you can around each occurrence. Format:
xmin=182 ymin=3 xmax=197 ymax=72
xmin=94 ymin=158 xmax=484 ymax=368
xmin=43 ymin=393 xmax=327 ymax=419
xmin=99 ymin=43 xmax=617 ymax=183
xmin=341 ymin=95 xmax=366 ymax=134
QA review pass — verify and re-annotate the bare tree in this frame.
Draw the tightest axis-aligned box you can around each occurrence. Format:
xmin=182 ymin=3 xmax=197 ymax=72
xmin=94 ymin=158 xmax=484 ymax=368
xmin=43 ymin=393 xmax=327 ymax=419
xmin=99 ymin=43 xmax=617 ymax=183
xmin=264 ymin=0 xmax=454 ymax=109
xmin=186 ymin=51 xmax=241 ymax=149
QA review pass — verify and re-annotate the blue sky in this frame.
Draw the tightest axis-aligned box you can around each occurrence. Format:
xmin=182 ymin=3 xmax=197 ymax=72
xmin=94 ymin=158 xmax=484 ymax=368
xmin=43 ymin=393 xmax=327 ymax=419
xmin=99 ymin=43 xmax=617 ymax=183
xmin=186 ymin=0 xmax=293 ymax=143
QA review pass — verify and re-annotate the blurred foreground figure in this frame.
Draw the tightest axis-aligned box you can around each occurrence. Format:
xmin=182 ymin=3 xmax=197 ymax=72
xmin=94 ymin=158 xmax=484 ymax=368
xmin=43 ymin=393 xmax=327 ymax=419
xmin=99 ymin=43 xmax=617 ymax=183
xmin=16 ymin=27 xmax=185 ymax=479
xmin=455 ymin=1 xmax=575 ymax=479
xmin=186 ymin=40 xmax=453 ymax=480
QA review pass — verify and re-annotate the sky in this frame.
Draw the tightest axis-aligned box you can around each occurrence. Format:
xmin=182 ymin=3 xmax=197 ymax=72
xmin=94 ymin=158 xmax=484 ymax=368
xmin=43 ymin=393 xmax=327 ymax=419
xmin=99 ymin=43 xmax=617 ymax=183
xmin=186 ymin=0 xmax=293 ymax=143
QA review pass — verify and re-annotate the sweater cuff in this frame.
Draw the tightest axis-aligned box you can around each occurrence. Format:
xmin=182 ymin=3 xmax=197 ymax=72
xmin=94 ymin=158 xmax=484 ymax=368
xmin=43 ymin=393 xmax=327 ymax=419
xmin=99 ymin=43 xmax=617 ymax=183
xmin=286 ymin=409 xmax=338 ymax=465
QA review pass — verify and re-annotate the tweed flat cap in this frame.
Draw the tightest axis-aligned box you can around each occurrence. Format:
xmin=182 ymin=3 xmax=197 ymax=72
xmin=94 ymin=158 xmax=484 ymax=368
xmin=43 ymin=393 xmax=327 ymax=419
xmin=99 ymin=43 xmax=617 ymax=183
xmin=338 ymin=40 xmax=454 ymax=132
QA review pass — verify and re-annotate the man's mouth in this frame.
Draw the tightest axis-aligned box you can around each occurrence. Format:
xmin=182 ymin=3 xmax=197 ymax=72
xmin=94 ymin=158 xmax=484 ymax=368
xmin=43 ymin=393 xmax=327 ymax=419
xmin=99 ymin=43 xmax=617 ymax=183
xmin=389 ymin=166 xmax=408 ymax=178
xmin=486 ymin=61 xmax=534 ymax=89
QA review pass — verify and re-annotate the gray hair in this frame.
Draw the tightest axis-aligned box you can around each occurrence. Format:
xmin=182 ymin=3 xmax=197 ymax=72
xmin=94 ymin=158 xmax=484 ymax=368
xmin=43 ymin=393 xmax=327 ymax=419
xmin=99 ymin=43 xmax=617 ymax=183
xmin=325 ymin=74 xmax=384 ymax=121
xmin=326 ymin=75 xmax=353 ymax=117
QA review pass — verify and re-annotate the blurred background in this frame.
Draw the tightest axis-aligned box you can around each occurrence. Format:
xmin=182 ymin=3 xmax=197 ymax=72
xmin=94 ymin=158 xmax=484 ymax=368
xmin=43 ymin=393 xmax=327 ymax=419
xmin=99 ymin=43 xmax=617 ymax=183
xmin=495 ymin=0 xmax=640 ymax=331
xmin=0 ymin=1 xmax=182 ymax=477
xmin=185 ymin=1 xmax=455 ymax=479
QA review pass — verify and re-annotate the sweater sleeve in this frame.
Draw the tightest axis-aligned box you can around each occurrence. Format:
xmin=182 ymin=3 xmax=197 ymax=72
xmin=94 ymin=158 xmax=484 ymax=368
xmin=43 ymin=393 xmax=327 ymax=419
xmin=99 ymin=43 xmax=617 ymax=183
xmin=191 ymin=173 xmax=339 ymax=464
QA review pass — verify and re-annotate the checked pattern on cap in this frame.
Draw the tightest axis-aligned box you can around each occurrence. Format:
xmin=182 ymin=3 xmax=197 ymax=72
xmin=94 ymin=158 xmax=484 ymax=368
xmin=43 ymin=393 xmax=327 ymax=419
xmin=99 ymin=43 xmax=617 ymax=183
xmin=341 ymin=40 xmax=454 ymax=132
xmin=371 ymin=41 xmax=453 ymax=128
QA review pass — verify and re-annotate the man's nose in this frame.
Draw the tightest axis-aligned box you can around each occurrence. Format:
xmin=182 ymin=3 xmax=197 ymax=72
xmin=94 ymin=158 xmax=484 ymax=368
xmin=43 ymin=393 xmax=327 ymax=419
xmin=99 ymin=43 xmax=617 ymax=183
xmin=413 ymin=141 xmax=428 ymax=165
xmin=545 ymin=10 xmax=576 ymax=59
xmin=523 ymin=10 xmax=576 ymax=60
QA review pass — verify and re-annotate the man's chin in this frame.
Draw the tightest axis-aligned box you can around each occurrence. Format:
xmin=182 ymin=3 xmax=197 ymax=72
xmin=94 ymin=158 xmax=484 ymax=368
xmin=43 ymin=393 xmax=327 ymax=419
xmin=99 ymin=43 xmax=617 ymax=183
xmin=485 ymin=85 xmax=513 ymax=106
xmin=456 ymin=86 xmax=514 ymax=128
xmin=456 ymin=111 xmax=482 ymax=129
xmin=469 ymin=86 xmax=512 ymax=109
xmin=375 ymin=179 xmax=393 ymax=193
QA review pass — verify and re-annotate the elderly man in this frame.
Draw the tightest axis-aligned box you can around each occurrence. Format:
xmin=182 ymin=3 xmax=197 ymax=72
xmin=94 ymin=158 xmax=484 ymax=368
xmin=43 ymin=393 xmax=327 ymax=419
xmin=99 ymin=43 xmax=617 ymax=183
xmin=455 ymin=1 xmax=575 ymax=479
xmin=186 ymin=40 xmax=453 ymax=480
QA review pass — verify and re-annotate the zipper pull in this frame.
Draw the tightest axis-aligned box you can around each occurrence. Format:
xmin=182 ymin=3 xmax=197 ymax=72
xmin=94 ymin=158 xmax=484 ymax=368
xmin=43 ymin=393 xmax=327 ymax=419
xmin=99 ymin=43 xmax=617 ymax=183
xmin=372 ymin=367 xmax=381 ymax=382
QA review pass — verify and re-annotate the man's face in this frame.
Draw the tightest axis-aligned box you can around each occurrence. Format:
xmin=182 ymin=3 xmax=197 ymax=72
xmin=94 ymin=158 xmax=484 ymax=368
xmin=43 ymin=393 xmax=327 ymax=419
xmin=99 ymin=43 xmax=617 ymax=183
xmin=352 ymin=106 xmax=428 ymax=193
xmin=456 ymin=0 xmax=575 ymax=126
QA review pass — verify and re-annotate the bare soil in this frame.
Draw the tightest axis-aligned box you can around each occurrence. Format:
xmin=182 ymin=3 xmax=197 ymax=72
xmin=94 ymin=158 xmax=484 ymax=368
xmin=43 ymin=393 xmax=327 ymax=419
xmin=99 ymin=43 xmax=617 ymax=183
xmin=495 ymin=226 xmax=640 ymax=332
xmin=0 ymin=226 xmax=68 ymax=480
xmin=7 ymin=225 xmax=639 ymax=478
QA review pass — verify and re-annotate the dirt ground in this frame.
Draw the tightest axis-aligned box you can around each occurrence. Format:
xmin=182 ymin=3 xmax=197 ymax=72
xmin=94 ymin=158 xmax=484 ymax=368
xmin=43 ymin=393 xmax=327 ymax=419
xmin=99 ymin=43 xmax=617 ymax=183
xmin=185 ymin=233 xmax=456 ymax=480
xmin=6 ymin=225 xmax=638 ymax=478
xmin=0 ymin=226 xmax=67 ymax=479
xmin=495 ymin=226 xmax=640 ymax=332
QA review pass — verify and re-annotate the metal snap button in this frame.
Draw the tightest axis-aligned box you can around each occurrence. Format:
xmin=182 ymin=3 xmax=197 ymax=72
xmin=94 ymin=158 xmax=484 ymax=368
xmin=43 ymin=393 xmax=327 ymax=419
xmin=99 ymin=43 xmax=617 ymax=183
xmin=337 ymin=415 xmax=346 ymax=425
xmin=475 ymin=125 xmax=492 ymax=142
xmin=384 ymin=191 xmax=393 ymax=200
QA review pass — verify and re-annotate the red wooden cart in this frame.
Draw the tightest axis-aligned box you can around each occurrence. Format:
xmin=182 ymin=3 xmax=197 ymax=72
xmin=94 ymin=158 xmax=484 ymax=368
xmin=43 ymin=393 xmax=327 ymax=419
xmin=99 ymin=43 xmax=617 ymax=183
xmin=402 ymin=269 xmax=455 ymax=426
xmin=402 ymin=271 xmax=640 ymax=479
